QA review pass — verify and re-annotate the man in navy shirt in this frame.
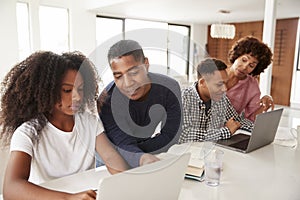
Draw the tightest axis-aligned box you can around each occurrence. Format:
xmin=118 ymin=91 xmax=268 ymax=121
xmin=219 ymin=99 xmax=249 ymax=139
xmin=98 ymin=40 xmax=182 ymax=168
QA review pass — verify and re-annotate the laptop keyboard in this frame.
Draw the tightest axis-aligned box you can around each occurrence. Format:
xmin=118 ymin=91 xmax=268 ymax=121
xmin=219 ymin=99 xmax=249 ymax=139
xmin=229 ymin=139 xmax=250 ymax=150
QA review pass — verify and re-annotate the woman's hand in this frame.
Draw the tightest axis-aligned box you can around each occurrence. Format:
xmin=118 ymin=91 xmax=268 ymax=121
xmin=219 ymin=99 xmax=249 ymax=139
xmin=260 ymin=95 xmax=274 ymax=112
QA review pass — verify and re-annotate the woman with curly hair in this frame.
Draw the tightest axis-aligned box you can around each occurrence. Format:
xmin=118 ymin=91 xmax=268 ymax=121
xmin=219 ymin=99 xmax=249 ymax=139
xmin=0 ymin=51 xmax=128 ymax=200
xmin=226 ymin=36 xmax=274 ymax=122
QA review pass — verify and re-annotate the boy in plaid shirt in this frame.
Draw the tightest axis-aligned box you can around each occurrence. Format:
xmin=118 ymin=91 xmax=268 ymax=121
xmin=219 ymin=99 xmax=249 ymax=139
xmin=179 ymin=58 xmax=253 ymax=143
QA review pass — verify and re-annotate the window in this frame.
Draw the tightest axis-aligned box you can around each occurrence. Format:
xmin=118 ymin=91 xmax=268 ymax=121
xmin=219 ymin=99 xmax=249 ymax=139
xmin=96 ymin=17 xmax=124 ymax=89
xmin=125 ymin=19 xmax=168 ymax=75
xmin=16 ymin=2 xmax=31 ymax=60
xmin=168 ymin=24 xmax=190 ymax=81
xmin=96 ymin=16 xmax=191 ymax=87
xmin=39 ymin=6 xmax=69 ymax=53
xmin=96 ymin=17 xmax=123 ymax=46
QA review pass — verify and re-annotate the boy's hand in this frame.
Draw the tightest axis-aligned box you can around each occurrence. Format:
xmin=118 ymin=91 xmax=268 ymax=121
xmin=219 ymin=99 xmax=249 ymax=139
xmin=225 ymin=117 xmax=241 ymax=135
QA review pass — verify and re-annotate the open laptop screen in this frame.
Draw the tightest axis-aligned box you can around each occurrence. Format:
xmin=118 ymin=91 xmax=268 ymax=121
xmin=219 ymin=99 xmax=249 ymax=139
xmin=96 ymin=153 xmax=190 ymax=200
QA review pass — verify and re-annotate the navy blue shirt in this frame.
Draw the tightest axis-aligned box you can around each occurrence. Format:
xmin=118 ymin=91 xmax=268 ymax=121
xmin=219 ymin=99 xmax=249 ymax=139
xmin=99 ymin=73 xmax=182 ymax=167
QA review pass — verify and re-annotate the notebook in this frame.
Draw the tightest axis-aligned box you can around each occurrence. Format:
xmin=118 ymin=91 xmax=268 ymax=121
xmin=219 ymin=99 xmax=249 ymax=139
xmin=96 ymin=153 xmax=191 ymax=200
xmin=216 ymin=108 xmax=283 ymax=153
xmin=166 ymin=143 xmax=205 ymax=181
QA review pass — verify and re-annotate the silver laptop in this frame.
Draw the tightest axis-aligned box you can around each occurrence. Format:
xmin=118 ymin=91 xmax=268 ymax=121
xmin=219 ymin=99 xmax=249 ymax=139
xmin=216 ymin=108 xmax=283 ymax=153
xmin=96 ymin=153 xmax=190 ymax=200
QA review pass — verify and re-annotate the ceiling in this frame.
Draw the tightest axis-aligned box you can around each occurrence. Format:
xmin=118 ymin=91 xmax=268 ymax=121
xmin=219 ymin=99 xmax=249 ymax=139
xmin=86 ymin=0 xmax=300 ymax=25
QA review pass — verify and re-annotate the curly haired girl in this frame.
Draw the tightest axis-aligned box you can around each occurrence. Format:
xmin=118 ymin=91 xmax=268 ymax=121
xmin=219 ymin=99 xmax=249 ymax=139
xmin=0 ymin=51 xmax=128 ymax=200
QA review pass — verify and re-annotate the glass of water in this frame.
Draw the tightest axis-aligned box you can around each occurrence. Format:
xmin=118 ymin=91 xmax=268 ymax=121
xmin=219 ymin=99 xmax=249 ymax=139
xmin=204 ymin=149 xmax=224 ymax=186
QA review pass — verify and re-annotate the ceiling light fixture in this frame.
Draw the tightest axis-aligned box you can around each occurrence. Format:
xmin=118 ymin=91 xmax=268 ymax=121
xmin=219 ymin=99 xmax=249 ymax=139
xmin=210 ymin=9 xmax=236 ymax=39
xmin=210 ymin=24 xmax=235 ymax=39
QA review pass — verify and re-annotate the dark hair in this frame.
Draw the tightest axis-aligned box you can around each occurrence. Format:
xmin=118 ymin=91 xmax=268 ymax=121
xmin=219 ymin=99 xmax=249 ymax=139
xmin=61 ymin=52 xmax=99 ymax=109
xmin=197 ymin=58 xmax=228 ymax=79
xmin=228 ymin=36 xmax=273 ymax=76
xmin=0 ymin=51 xmax=99 ymax=145
xmin=107 ymin=39 xmax=145 ymax=65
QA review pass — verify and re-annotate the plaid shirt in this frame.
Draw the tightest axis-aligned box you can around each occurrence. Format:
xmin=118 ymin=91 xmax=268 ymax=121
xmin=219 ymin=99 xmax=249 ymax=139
xmin=179 ymin=82 xmax=253 ymax=143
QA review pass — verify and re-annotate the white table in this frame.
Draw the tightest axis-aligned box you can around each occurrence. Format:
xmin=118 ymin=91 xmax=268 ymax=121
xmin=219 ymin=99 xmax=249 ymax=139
xmin=179 ymin=143 xmax=300 ymax=200
xmin=1 ymin=129 xmax=300 ymax=200
xmin=39 ymin=143 xmax=300 ymax=200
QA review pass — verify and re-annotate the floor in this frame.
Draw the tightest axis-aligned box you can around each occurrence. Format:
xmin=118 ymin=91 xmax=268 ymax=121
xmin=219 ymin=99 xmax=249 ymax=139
xmin=0 ymin=105 xmax=299 ymax=194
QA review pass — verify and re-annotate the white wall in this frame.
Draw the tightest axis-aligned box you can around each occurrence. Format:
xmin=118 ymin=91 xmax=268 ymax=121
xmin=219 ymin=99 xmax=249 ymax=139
xmin=69 ymin=0 xmax=96 ymax=55
xmin=191 ymin=24 xmax=207 ymax=50
xmin=189 ymin=24 xmax=208 ymax=83
xmin=291 ymin=69 xmax=300 ymax=108
xmin=290 ymin=19 xmax=300 ymax=108
xmin=0 ymin=0 xmax=19 ymax=82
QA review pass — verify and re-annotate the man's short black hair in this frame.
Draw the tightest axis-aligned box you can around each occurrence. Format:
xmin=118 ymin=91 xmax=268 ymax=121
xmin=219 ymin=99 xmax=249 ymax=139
xmin=197 ymin=58 xmax=228 ymax=79
xmin=107 ymin=39 xmax=145 ymax=65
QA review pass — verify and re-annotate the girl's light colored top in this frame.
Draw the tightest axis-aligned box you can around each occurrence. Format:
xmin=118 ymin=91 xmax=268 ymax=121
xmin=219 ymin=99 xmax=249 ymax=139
xmin=10 ymin=111 xmax=104 ymax=184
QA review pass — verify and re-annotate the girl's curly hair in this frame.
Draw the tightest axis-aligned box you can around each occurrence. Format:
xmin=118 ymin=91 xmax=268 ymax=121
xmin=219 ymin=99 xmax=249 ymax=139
xmin=0 ymin=51 xmax=100 ymax=145
xmin=228 ymin=36 xmax=273 ymax=76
